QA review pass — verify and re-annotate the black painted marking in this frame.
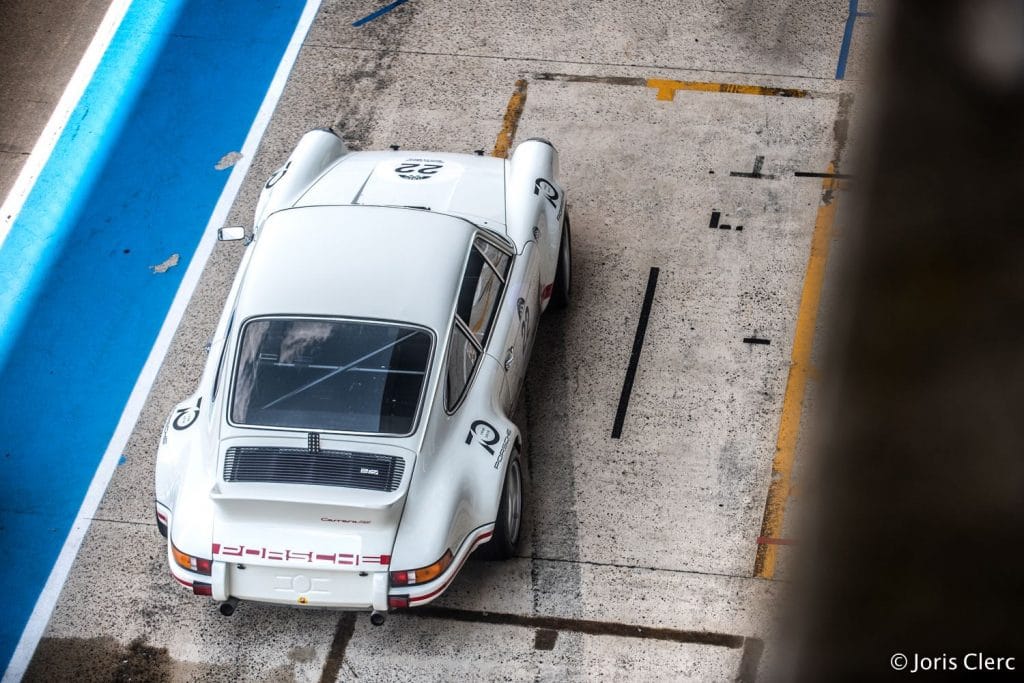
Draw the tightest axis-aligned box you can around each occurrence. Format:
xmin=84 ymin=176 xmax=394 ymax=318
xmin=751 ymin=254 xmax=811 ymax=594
xmin=712 ymin=211 xmax=744 ymax=231
xmin=730 ymin=155 xmax=776 ymax=179
xmin=794 ymin=171 xmax=854 ymax=179
xmin=743 ymin=337 xmax=771 ymax=345
xmin=410 ymin=606 xmax=744 ymax=649
xmin=533 ymin=73 xmax=648 ymax=87
xmin=318 ymin=613 xmax=356 ymax=683
xmin=612 ymin=268 xmax=660 ymax=439
xmin=534 ymin=629 xmax=558 ymax=650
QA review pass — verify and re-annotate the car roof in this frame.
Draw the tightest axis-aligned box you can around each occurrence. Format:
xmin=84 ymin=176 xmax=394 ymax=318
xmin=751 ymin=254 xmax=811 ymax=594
xmin=233 ymin=205 xmax=476 ymax=333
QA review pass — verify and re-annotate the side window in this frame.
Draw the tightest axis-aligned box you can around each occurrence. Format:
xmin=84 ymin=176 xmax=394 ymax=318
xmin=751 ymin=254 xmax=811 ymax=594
xmin=445 ymin=325 xmax=480 ymax=411
xmin=477 ymin=241 xmax=511 ymax=279
xmin=454 ymin=238 xmax=510 ymax=348
xmin=211 ymin=311 xmax=236 ymax=401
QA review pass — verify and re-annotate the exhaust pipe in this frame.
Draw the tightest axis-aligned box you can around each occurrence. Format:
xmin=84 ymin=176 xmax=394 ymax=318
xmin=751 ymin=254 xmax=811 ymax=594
xmin=370 ymin=610 xmax=386 ymax=626
xmin=219 ymin=597 xmax=239 ymax=617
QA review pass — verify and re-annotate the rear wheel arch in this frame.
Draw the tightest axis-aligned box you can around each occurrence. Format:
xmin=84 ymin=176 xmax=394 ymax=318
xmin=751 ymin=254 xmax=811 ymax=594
xmin=477 ymin=446 xmax=524 ymax=560
xmin=549 ymin=211 xmax=572 ymax=309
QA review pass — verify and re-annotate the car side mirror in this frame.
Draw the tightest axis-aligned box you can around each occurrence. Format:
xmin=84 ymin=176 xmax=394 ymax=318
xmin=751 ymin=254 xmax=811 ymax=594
xmin=218 ymin=226 xmax=247 ymax=242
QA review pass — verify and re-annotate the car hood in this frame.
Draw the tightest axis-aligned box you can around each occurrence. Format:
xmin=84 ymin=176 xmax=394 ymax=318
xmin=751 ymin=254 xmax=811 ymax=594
xmin=294 ymin=151 xmax=506 ymax=231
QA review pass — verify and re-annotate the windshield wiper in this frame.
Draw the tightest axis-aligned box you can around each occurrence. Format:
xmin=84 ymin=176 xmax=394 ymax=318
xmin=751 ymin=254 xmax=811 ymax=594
xmin=260 ymin=331 xmax=418 ymax=410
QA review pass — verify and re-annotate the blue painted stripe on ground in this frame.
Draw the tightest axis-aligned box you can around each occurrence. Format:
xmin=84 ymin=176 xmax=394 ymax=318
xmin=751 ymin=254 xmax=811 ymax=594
xmin=0 ymin=0 xmax=305 ymax=671
xmin=0 ymin=0 xmax=176 ymax=375
xmin=353 ymin=0 xmax=410 ymax=27
xmin=835 ymin=0 xmax=860 ymax=80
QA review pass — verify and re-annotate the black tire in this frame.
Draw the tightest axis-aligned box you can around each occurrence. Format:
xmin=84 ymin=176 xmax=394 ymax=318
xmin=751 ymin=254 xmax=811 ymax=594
xmin=478 ymin=451 xmax=524 ymax=560
xmin=156 ymin=511 xmax=168 ymax=539
xmin=550 ymin=213 xmax=571 ymax=309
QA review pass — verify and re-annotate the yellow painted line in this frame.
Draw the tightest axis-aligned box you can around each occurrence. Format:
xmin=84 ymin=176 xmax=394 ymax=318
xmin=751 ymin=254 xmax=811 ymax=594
xmin=753 ymin=164 xmax=839 ymax=580
xmin=647 ymin=78 xmax=809 ymax=102
xmin=492 ymin=79 xmax=528 ymax=159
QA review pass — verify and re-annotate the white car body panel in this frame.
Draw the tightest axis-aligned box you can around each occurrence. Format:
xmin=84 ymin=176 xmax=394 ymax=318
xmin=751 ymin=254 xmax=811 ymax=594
xmin=235 ymin=206 xmax=473 ymax=330
xmin=506 ymin=139 xmax=564 ymax=288
xmin=156 ymin=129 xmax=566 ymax=613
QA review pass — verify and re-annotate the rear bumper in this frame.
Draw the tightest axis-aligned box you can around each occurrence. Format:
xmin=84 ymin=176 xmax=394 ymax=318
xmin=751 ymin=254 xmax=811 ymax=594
xmin=224 ymin=562 xmax=389 ymax=610
xmin=163 ymin=504 xmax=392 ymax=610
xmin=168 ymin=545 xmax=390 ymax=610
xmin=164 ymin=515 xmax=496 ymax=612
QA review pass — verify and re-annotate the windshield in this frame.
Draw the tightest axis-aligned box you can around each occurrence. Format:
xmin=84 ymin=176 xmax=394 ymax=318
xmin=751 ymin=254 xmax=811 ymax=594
xmin=230 ymin=318 xmax=432 ymax=435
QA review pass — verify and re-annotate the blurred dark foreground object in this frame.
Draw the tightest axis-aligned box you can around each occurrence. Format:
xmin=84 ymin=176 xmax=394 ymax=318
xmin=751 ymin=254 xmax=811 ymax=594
xmin=793 ymin=0 xmax=1024 ymax=680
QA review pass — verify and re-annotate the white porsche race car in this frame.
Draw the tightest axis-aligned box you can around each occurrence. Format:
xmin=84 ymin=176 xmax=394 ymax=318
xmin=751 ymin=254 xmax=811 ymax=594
xmin=154 ymin=129 xmax=570 ymax=621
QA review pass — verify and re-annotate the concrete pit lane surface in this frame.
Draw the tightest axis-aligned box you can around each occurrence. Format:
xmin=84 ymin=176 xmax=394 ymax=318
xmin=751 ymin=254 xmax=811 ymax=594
xmin=3 ymin=0 xmax=874 ymax=680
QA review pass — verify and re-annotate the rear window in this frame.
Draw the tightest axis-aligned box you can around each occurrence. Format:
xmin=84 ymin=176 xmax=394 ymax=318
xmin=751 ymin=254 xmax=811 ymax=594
xmin=230 ymin=318 xmax=432 ymax=435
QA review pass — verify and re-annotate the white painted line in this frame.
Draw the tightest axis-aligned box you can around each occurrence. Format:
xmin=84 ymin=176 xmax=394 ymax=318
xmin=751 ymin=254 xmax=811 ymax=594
xmin=1 ymin=1 xmax=323 ymax=679
xmin=0 ymin=0 xmax=134 ymax=252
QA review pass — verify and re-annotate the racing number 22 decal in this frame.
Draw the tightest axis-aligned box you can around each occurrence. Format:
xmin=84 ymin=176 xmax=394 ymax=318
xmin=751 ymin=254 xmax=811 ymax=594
xmin=396 ymin=159 xmax=444 ymax=180
xmin=265 ymin=161 xmax=291 ymax=189
xmin=466 ymin=420 xmax=513 ymax=470
xmin=466 ymin=420 xmax=499 ymax=453
xmin=172 ymin=398 xmax=201 ymax=430
xmin=534 ymin=177 xmax=559 ymax=208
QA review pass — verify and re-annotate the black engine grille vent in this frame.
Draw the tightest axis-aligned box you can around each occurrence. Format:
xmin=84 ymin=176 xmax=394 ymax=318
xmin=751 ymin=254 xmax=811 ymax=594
xmin=223 ymin=447 xmax=404 ymax=492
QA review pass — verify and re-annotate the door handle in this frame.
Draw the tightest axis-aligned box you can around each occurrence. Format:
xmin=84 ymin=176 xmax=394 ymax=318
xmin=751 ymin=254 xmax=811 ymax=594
xmin=504 ymin=347 xmax=515 ymax=371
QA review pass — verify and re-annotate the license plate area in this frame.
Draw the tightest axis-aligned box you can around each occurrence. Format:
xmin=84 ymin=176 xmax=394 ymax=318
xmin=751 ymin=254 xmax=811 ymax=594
xmin=226 ymin=563 xmax=374 ymax=608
